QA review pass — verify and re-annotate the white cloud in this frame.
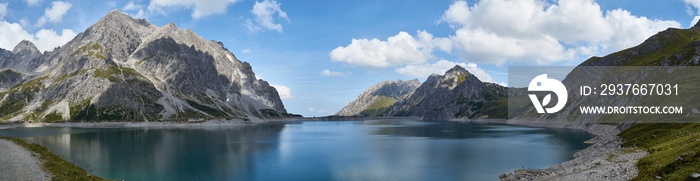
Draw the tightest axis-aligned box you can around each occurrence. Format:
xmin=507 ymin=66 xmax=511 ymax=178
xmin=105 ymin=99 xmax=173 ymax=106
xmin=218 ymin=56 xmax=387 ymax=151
xmin=246 ymin=0 xmax=289 ymax=33
xmin=25 ymin=0 xmax=42 ymax=6
xmin=450 ymin=27 xmax=573 ymax=65
xmin=396 ymin=60 xmax=495 ymax=83
xmin=271 ymin=84 xmax=293 ymax=99
xmin=603 ymin=9 xmax=680 ymax=51
xmin=0 ymin=3 xmax=7 ymax=20
xmin=36 ymin=1 xmax=72 ymax=27
xmin=692 ymin=16 xmax=700 ymax=28
xmin=19 ymin=18 xmax=30 ymax=28
xmin=123 ymin=1 xmax=146 ymax=18
xmin=124 ymin=1 xmax=140 ymax=11
xmin=320 ymin=69 xmax=348 ymax=77
xmin=34 ymin=29 xmax=77 ymax=52
xmin=329 ymin=31 xmax=439 ymax=68
xmin=437 ymin=0 xmax=679 ymax=64
xmin=0 ymin=21 xmax=35 ymax=50
xmin=0 ymin=20 xmax=76 ymax=52
xmin=107 ymin=1 xmax=117 ymax=8
xmin=148 ymin=0 xmax=240 ymax=19
xmin=308 ymin=107 xmax=330 ymax=114
xmin=241 ymin=48 xmax=251 ymax=53
xmin=332 ymin=0 xmax=680 ymax=67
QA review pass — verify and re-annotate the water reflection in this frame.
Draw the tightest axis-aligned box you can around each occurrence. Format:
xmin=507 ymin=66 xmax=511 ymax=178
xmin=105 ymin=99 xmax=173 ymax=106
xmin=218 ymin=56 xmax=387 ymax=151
xmin=13 ymin=124 xmax=286 ymax=181
xmin=0 ymin=121 xmax=593 ymax=181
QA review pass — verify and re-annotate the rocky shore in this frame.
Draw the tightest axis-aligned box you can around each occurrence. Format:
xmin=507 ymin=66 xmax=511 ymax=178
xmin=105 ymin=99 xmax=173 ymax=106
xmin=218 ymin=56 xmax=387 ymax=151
xmin=498 ymin=121 xmax=647 ymax=180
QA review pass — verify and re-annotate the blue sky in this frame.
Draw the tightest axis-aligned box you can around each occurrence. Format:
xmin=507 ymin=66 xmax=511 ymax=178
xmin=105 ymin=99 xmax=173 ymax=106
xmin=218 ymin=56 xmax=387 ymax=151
xmin=0 ymin=0 xmax=698 ymax=116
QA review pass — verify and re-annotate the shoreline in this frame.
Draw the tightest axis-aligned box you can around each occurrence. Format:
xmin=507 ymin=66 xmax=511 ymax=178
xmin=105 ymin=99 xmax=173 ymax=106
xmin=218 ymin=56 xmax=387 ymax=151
xmin=497 ymin=120 xmax=646 ymax=180
xmin=0 ymin=117 xmax=644 ymax=180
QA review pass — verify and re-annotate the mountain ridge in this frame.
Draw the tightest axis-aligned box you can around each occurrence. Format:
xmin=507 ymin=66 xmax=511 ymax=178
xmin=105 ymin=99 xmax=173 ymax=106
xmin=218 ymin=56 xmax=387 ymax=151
xmin=339 ymin=65 xmax=507 ymax=119
xmin=0 ymin=10 xmax=292 ymax=123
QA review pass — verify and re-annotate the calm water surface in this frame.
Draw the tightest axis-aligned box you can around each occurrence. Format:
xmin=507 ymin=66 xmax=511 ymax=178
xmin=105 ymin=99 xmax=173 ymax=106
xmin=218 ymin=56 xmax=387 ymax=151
xmin=0 ymin=120 xmax=593 ymax=181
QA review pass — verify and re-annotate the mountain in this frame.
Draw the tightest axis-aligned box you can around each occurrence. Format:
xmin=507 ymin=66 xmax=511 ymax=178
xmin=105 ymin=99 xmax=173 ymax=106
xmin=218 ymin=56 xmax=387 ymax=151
xmin=0 ymin=10 xmax=292 ymax=123
xmin=340 ymin=65 xmax=507 ymax=119
xmin=384 ymin=66 xmax=507 ymax=119
xmin=508 ymin=21 xmax=700 ymax=180
xmin=336 ymin=79 xmax=420 ymax=116
xmin=586 ymin=22 xmax=700 ymax=180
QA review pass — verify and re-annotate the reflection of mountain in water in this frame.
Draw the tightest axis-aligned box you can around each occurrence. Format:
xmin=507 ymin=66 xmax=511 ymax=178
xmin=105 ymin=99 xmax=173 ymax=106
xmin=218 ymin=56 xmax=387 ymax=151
xmin=22 ymin=123 xmax=287 ymax=181
xmin=372 ymin=121 xmax=592 ymax=145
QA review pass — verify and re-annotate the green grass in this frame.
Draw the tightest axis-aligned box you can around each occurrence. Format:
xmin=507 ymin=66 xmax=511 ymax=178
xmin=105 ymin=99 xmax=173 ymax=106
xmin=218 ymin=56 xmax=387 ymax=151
xmin=43 ymin=112 xmax=63 ymax=122
xmin=620 ymin=123 xmax=700 ymax=180
xmin=185 ymin=99 xmax=226 ymax=117
xmin=93 ymin=66 xmax=120 ymax=82
xmin=77 ymin=43 xmax=106 ymax=60
xmin=0 ymin=136 xmax=103 ymax=181
xmin=480 ymin=97 xmax=508 ymax=118
xmin=586 ymin=26 xmax=700 ymax=180
xmin=360 ymin=96 xmax=397 ymax=116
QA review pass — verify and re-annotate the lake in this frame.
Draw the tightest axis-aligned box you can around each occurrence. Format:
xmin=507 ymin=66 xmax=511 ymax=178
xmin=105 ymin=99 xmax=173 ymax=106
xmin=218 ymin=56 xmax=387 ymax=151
xmin=0 ymin=120 xmax=593 ymax=180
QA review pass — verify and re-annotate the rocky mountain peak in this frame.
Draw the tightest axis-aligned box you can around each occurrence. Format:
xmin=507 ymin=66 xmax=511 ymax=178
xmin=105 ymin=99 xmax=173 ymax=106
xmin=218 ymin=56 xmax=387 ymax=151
xmin=0 ymin=10 xmax=292 ymax=123
xmin=694 ymin=20 xmax=700 ymax=28
xmin=336 ymin=79 xmax=421 ymax=116
xmin=445 ymin=65 xmax=471 ymax=75
xmin=12 ymin=40 xmax=40 ymax=55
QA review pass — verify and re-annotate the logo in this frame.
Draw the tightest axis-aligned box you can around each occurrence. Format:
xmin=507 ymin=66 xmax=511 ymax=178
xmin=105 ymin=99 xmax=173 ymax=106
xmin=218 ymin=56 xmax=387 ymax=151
xmin=528 ymin=74 xmax=567 ymax=113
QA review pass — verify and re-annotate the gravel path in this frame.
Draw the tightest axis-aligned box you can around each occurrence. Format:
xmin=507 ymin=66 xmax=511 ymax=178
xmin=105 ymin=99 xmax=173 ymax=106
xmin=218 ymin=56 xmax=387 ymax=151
xmin=0 ymin=139 xmax=50 ymax=181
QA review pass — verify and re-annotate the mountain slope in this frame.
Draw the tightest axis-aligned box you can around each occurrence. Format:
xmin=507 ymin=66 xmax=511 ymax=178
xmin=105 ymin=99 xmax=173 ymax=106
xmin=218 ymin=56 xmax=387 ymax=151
xmin=384 ymin=66 xmax=507 ymax=119
xmin=336 ymin=79 xmax=420 ymax=116
xmin=598 ymin=24 xmax=700 ymax=180
xmin=0 ymin=10 xmax=290 ymax=122
xmin=522 ymin=22 xmax=700 ymax=180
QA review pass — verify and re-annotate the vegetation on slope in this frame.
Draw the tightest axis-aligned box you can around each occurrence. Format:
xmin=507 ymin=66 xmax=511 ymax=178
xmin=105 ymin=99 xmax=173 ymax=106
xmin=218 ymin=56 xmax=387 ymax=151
xmin=596 ymin=27 xmax=700 ymax=180
xmin=620 ymin=124 xmax=700 ymax=180
xmin=360 ymin=96 xmax=397 ymax=116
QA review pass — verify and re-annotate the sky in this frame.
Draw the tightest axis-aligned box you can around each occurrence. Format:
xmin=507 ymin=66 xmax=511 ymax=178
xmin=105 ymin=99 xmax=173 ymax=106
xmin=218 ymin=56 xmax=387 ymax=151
xmin=0 ymin=0 xmax=698 ymax=117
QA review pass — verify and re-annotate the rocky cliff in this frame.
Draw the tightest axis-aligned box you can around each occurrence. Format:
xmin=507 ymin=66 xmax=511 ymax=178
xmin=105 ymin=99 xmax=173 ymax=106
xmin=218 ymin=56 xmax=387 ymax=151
xmin=0 ymin=10 xmax=290 ymax=122
xmin=340 ymin=65 xmax=507 ymax=119
xmin=384 ymin=66 xmax=507 ymax=119
xmin=336 ymin=79 xmax=420 ymax=116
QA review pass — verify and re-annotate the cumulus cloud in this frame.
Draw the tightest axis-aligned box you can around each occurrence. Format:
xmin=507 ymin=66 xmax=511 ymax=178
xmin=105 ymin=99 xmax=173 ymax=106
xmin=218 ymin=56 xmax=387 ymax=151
xmin=332 ymin=0 xmax=679 ymax=68
xmin=245 ymin=0 xmax=289 ymax=33
xmin=25 ymin=0 xmax=42 ymax=6
xmin=329 ymin=31 xmax=443 ymax=68
xmin=439 ymin=0 xmax=679 ymax=64
xmin=396 ymin=60 xmax=495 ymax=83
xmin=320 ymin=69 xmax=348 ymax=77
xmin=123 ymin=1 xmax=145 ymax=18
xmin=148 ymin=0 xmax=240 ymax=19
xmin=36 ymin=1 xmax=72 ymax=27
xmin=271 ymin=84 xmax=293 ymax=99
xmin=34 ymin=29 xmax=77 ymax=52
xmin=0 ymin=21 xmax=76 ymax=52
xmin=0 ymin=21 xmax=35 ymax=50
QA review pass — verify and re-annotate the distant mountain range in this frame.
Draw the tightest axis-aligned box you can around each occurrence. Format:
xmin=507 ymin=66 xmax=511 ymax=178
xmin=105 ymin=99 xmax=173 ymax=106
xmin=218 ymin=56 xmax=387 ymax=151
xmin=0 ymin=10 xmax=295 ymax=122
xmin=338 ymin=65 xmax=507 ymax=119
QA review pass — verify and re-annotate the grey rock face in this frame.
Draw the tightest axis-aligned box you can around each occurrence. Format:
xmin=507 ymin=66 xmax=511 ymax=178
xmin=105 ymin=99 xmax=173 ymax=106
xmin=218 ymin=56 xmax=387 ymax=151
xmin=336 ymin=79 xmax=420 ymax=116
xmin=0 ymin=10 xmax=289 ymax=122
xmin=384 ymin=65 xmax=507 ymax=119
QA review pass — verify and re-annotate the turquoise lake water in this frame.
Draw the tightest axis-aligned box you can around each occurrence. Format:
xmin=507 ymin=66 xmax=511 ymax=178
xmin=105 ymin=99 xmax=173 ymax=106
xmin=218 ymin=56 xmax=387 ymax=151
xmin=0 ymin=120 xmax=593 ymax=180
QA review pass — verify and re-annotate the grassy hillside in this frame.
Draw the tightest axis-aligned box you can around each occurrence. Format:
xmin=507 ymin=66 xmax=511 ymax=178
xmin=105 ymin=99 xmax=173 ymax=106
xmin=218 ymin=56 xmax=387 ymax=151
xmin=588 ymin=27 xmax=700 ymax=180
xmin=620 ymin=124 xmax=700 ymax=180
xmin=360 ymin=96 xmax=397 ymax=116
